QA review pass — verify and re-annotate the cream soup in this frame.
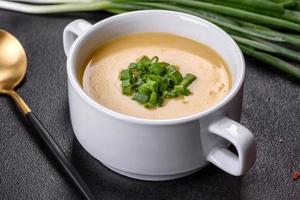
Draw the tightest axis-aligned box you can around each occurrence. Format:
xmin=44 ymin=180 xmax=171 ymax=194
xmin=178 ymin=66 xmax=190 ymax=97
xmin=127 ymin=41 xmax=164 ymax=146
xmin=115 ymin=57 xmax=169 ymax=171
xmin=82 ymin=33 xmax=231 ymax=119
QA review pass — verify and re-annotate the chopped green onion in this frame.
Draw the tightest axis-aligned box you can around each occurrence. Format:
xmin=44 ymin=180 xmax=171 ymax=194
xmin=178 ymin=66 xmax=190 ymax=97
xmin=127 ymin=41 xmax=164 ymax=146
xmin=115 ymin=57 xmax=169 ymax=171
xmin=120 ymin=69 xmax=132 ymax=80
xmin=129 ymin=62 xmax=137 ymax=69
xmin=148 ymin=74 xmax=164 ymax=84
xmin=150 ymin=62 xmax=164 ymax=75
xmin=159 ymin=82 xmax=169 ymax=93
xmin=174 ymin=85 xmax=191 ymax=96
xmin=122 ymin=79 xmax=131 ymax=87
xmin=174 ymin=85 xmax=185 ymax=94
xmin=122 ymin=86 xmax=133 ymax=96
xmin=169 ymin=70 xmax=183 ymax=84
xmin=137 ymin=56 xmax=151 ymax=69
xmin=151 ymin=56 xmax=159 ymax=63
xmin=159 ymin=62 xmax=170 ymax=68
xmin=148 ymin=91 xmax=158 ymax=105
xmin=145 ymin=79 xmax=158 ymax=92
xmin=183 ymin=89 xmax=191 ymax=96
xmin=138 ymin=84 xmax=152 ymax=94
xmin=163 ymin=90 xmax=179 ymax=98
xmin=166 ymin=65 xmax=176 ymax=73
xmin=132 ymin=92 xmax=149 ymax=104
xmin=120 ymin=56 xmax=197 ymax=109
xmin=180 ymin=74 xmax=197 ymax=88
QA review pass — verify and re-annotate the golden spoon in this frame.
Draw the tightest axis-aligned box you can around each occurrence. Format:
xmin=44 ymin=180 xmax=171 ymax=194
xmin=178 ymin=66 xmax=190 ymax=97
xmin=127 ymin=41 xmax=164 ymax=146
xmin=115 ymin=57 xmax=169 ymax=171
xmin=0 ymin=30 xmax=96 ymax=200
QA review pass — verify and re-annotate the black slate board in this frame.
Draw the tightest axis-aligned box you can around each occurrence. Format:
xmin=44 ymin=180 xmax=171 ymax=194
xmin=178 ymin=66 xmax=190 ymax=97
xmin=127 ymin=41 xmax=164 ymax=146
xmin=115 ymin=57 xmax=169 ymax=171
xmin=0 ymin=10 xmax=299 ymax=200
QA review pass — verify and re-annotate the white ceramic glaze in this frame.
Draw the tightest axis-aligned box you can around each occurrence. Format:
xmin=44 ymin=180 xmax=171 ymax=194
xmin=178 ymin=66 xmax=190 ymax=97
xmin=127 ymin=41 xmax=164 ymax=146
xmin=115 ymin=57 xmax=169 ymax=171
xmin=63 ymin=10 xmax=256 ymax=181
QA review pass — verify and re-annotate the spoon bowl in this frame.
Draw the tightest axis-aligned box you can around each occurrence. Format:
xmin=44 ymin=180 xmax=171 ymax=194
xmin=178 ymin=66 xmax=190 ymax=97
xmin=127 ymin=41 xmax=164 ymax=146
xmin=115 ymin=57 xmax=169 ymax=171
xmin=0 ymin=30 xmax=27 ymax=91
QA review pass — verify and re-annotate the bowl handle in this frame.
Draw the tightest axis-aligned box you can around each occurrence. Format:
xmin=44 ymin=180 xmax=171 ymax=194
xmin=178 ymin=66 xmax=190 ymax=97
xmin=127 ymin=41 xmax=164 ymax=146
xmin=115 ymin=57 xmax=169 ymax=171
xmin=63 ymin=19 xmax=92 ymax=56
xmin=206 ymin=117 xmax=256 ymax=176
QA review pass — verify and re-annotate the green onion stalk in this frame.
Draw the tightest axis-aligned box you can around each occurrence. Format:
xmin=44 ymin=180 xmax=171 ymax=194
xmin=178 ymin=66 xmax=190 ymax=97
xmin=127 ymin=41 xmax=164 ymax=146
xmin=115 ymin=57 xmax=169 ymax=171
xmin=0 ymin=0 xmax=299 ymax=80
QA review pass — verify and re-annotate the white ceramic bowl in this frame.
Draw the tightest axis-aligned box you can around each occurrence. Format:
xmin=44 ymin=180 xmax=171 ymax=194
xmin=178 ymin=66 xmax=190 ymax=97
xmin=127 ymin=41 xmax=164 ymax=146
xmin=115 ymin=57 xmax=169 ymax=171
xmin=63 ymin=10 xmax=256 ymax=181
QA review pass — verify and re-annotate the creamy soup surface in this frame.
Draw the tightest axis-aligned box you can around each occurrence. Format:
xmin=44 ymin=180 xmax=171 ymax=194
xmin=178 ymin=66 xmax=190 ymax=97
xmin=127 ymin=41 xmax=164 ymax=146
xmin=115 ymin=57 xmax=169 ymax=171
xmin=82 ymin=33 xmax=231 ymax=119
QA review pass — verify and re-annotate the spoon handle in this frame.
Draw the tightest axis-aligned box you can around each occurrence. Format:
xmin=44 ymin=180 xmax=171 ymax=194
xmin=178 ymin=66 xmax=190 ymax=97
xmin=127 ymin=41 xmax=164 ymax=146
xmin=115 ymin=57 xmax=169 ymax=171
xmin=25 ymin=112 xmax=97 ymax=200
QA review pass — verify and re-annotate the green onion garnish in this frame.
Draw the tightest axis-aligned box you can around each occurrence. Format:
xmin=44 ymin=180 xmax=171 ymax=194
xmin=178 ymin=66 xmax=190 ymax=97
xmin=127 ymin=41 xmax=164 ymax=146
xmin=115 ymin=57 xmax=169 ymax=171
xmin=132 ymin=92 xmax=149 ymax=104
xmin=122 ymin=86 xmax=133 ymax=95
xmin=122 ymin=79 xmax=131 ymax=87
xmin=180 ymin=74 xmax=197 ymax=88
xmin=119 ymin=56 xmax=197 ymax=109
xmin=120 ymin=69 xmax=132 ymax=80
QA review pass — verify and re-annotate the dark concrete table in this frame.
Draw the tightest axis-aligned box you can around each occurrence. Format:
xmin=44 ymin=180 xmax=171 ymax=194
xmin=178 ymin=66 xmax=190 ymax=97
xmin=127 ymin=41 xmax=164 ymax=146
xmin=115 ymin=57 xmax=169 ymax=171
xmin=0 ymin=10 xmax=299 ymax=200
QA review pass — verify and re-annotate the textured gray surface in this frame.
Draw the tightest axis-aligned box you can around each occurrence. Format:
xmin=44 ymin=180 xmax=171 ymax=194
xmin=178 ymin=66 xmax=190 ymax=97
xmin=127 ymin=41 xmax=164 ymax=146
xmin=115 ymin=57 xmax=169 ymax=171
xmin=0 ymin=10 xmax=299 ymax=200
